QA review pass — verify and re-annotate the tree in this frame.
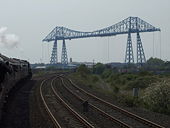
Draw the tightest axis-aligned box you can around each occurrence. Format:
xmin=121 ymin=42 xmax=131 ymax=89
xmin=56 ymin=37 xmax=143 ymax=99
xmin=94 ymin=63 xmax=106 ymax=75
xmin=77 ymin=64 xmax=90 ymax=75
xmin=147 ymin=57 xmax=164 ymax=65
xmin=146 ymin=57 xmax=164 ymax=70
xmin=164 ymin=61 xmax=170 ymax=71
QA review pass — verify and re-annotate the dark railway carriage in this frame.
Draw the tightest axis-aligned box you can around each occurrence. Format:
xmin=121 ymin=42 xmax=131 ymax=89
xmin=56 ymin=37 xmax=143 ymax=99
xmin=0 ymin=53 xmax=32 ymax=120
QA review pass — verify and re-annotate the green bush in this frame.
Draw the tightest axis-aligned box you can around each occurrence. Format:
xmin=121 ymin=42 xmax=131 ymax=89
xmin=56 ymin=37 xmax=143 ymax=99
xmin=92 ymin=75 xmax=99 ymax=83
xmin=108 ymin=73 xmax=137 ymax=85
xmin=88 ymin=84 xmax=93 ymax=88
xmin=94 ymin=63 xmax=106 ymax=74
xmin=118 ymin=94 xmax=140 ymax=107
xmin=101 ymin=69 xmax=112 ymax=79
xmin=142 ymin=81 xmax=170 ymax=115
xmin=125 ymin=76 xmax=158 ymax=90
xmin=138 ymin=71 xmax=152 ymax=76
xmin=108 ymin=73 xmax=120 ymax=83
xmin=126 ymin=79 xmax=147 ymax=89
xmin=113 ymin=86 xmax=119 ymax=94
xmin=77 ymin=64 xmax=90 ymax=77
xmin=123 ymin=74 xmax=137 ymax=81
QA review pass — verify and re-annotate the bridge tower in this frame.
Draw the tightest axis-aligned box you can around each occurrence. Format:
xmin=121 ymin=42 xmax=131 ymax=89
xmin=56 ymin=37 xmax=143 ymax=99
xmin=125 ymin=32 xmax=134 ymax=63
xmin=50 ymin=39 xmax=58 ymax=64
xmin=61 ymin=39 xmax=68 ymax=65
xmin=136 ymin=31 xmax=146 ymax=64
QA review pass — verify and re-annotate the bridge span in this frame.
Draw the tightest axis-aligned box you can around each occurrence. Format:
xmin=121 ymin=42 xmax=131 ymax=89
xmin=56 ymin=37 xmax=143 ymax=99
xmin=43 ymin=16 xmax=160 ymax=65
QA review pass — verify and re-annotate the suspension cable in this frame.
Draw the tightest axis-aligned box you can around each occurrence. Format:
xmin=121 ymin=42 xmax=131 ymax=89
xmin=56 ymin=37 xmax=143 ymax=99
xmin=152 ymin=32 xmax=155 ymax=58
xmin=41 ymin=43 xmax=44 ymax=63
xmin=159 ymin=31 xmax=162 ymax=59
xmin=108 ymin=37 xmax=110 ymax=62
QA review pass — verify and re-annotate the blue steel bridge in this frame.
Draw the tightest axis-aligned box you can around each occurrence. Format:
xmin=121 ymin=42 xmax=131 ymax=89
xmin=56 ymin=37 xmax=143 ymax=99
xmin=42 ymin=16 xmax=160 ymax=65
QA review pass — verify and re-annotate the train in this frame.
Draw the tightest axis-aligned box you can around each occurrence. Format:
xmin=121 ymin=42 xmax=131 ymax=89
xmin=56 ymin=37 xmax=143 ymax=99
xmin=0 ymin=53 xmax=32 ymax=120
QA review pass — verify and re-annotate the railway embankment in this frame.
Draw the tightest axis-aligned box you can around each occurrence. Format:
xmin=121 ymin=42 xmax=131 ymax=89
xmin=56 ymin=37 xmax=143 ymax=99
xmin=68 ymin=65 xmax=170 ymax=128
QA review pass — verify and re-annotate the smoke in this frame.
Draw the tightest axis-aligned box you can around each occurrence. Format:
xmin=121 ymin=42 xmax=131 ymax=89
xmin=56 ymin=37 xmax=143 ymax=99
xmin=0 ymin=27 xmax=7 ymax=34
xmin=0 ymin=27 xmax=19 ymax=49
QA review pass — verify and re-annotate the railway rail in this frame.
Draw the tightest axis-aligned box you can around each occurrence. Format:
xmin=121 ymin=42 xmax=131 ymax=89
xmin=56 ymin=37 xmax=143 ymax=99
xmin=53 ymin=76 xmax=131 ymax=128
xmin=60 ymin=75 xmax=165 ymax=128
xmin=39 ymin=76 xmax=94 ymax=128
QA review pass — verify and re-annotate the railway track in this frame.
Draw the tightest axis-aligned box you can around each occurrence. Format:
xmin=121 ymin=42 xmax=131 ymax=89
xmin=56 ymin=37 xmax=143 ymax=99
xmin=53 ymin=76 xmax=131 ymax=128
xmin=39 ymin=76 xmax=94 ymax=128
xmin=59 ymin=75 xmax=165 ymax=128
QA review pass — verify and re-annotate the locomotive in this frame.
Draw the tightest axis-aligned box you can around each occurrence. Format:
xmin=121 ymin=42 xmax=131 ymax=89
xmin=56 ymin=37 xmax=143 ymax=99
xmin=0 ymin=53 xmax=32 ymax=120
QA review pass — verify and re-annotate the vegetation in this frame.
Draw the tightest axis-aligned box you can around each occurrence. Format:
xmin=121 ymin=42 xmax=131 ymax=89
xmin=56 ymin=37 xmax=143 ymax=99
xmin=142 ymin=81 xmax=170 ymax=114
xmin=70 ymin=58 xmax=170 ymax=115
xmin=93 ymin=63 xmax=106 ymax=74
xmin=147 ymin=57 xmax=164 ymax=65
xmin=76 ymin=64 xmax=90 ymax=78
xmin=144 ymin=57 xmax=170 ymax=71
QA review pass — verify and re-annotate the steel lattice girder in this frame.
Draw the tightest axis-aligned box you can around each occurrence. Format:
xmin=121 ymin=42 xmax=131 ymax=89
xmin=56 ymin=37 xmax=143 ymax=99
xmin=61 ymin=40 xmax=68 ymax=65
xmin=42 ymin=17 xmax=160 ymax=42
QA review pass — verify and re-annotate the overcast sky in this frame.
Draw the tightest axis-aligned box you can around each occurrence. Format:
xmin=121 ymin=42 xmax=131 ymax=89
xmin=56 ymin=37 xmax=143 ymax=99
xmin=0 ymin=0 xmax=169 ymax=63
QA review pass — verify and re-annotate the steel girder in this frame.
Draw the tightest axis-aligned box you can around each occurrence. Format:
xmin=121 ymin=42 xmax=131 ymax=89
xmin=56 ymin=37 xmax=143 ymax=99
xmin=125 ymin=32 xmax=134 ymax=63
xmin=43 ymin=17 xmax=160 ymax=42
xmin=137 ymin=32 xmax=146 ymax=64
xmin=61 ymin=40 xmax=68 ymax=65
xmin=50 ymin=39 xmax=58 ymax=64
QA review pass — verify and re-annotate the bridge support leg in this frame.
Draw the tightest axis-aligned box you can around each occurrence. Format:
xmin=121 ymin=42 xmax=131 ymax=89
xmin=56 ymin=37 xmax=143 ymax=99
xmin=50 ymin=39 xmax=58 ymax=64
xmin=61 ymin=39 xmax=68 ymax=65
xmin=125 ymin=32 xmax=134 ymax=64
xmin=137 ymin=32 xmax=146 ymax=65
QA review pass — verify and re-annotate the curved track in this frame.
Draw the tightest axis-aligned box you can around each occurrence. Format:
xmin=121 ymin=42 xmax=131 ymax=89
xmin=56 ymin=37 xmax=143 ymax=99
xmin=40 ymin=78 xmax=61 ymax=128
xmin=39 ymin=76 xmax=94 ymax=128
xmin=53 ymin=76 xmax=131 ymax=128
xmin=60 ymin=75 xmax=165 ymax=128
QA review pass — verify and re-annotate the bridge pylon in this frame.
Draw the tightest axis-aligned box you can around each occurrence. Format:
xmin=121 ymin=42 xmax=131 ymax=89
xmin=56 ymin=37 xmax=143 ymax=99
xmin=137 ymin=31 xmax=146 ymax=64
xmin=61 ymin=39 xmax=68 ymax=65
xmin=125 ymin=32 xmax=134 ymax=64
xmin=50 ymin=39 xmax=58 ymax=64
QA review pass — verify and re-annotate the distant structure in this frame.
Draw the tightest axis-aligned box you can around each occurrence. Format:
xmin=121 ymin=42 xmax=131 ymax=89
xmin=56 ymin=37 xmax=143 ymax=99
xmin=61 ymin=39 xmax=68 ymax=65
xmin=50 ymin=39 xmax=57 ymax=64
xmin=43 ymin=16 xmax=160 ymax=65
xmin=70 ymin=58 xmax=72 ymax=63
